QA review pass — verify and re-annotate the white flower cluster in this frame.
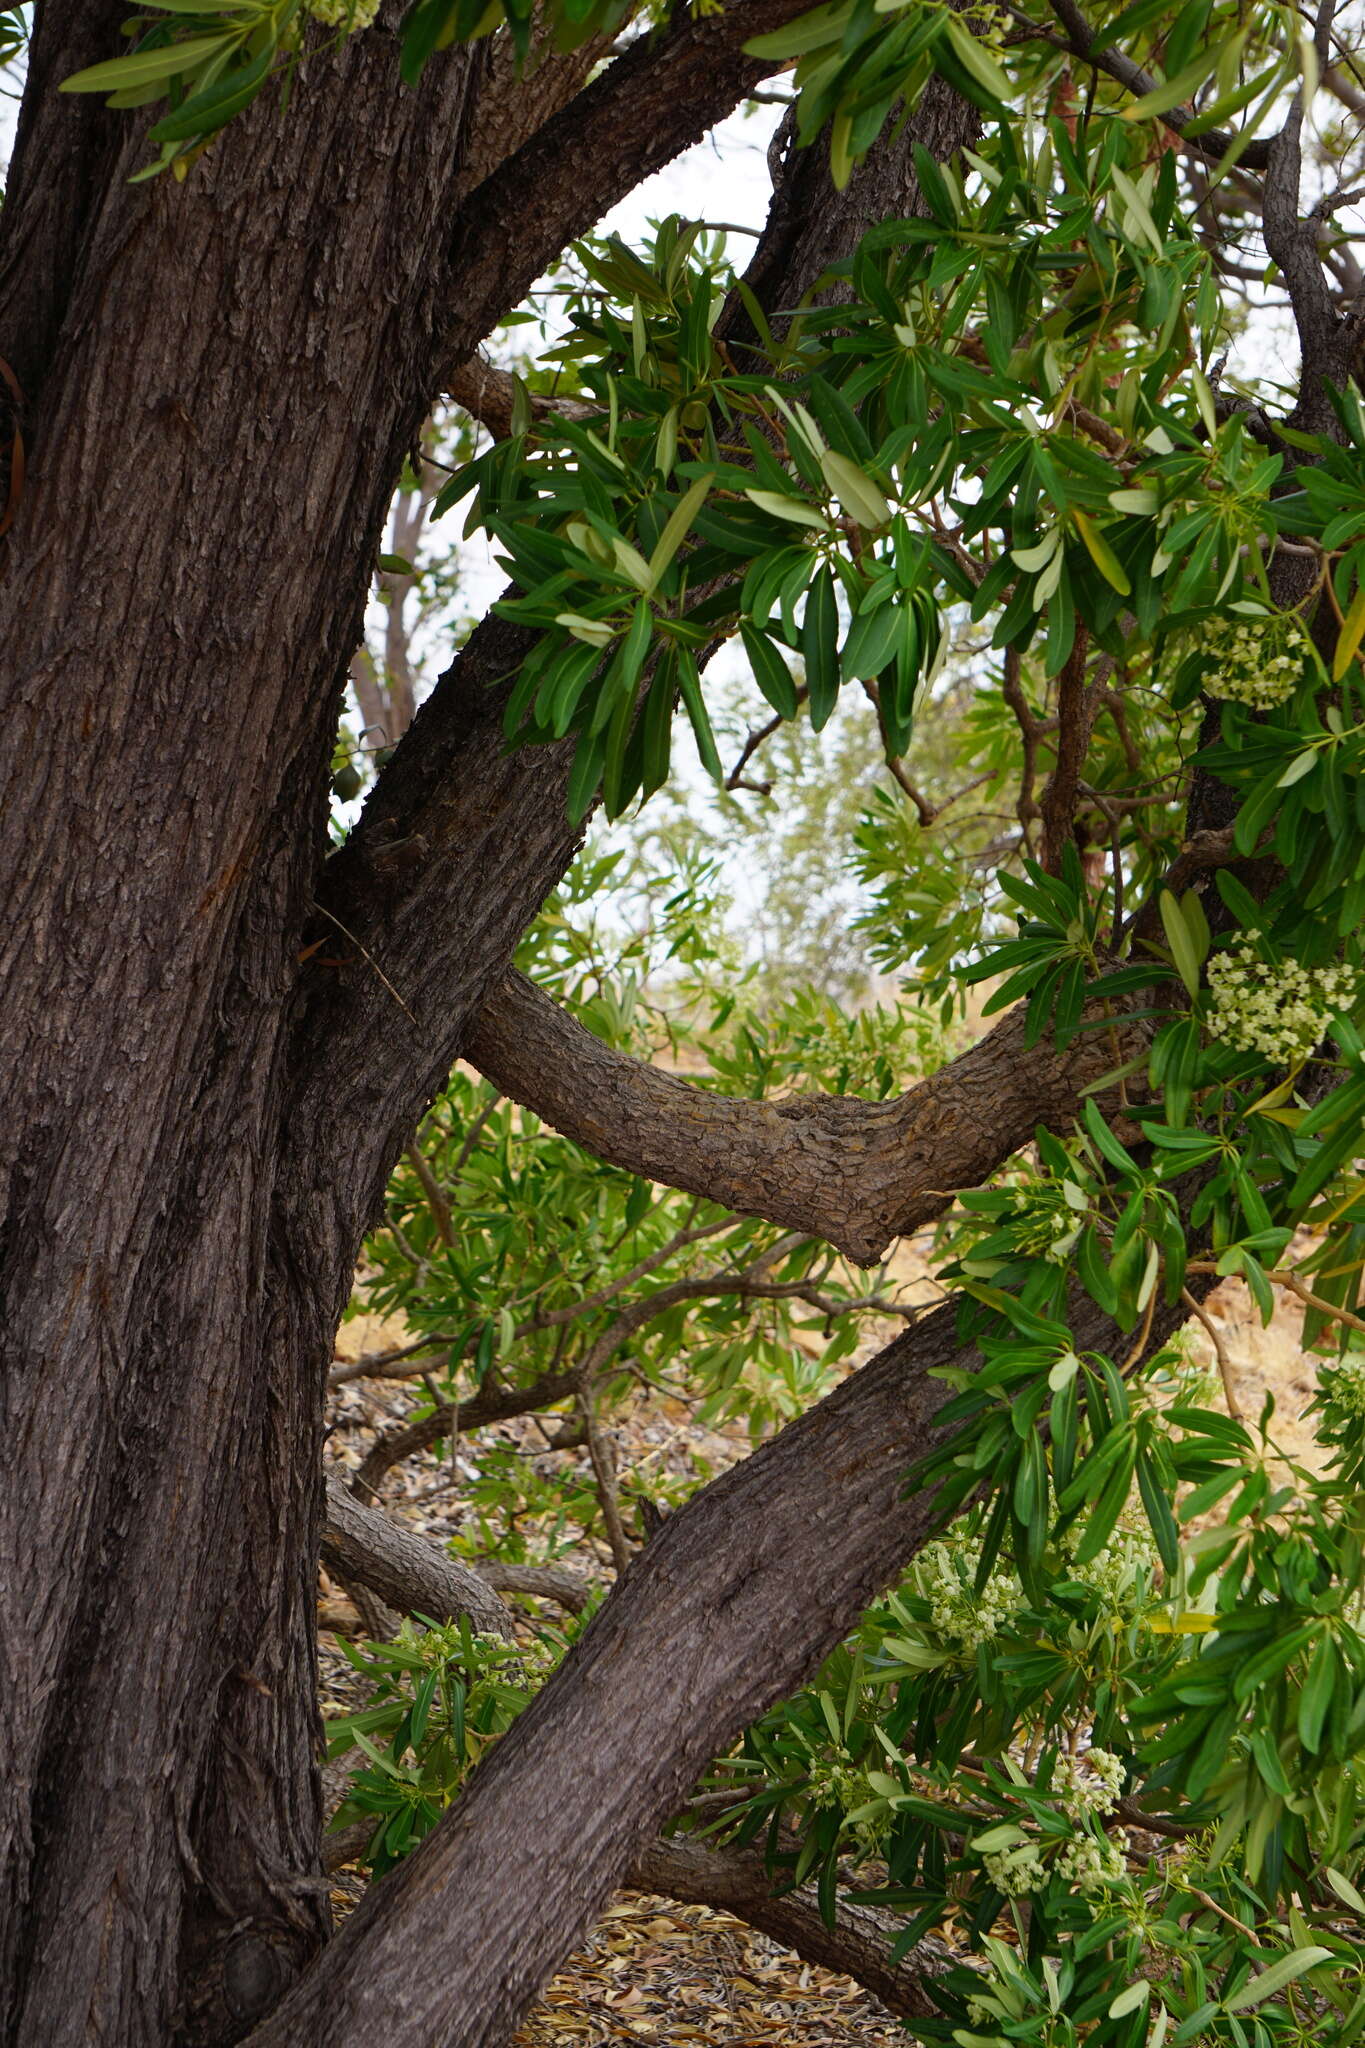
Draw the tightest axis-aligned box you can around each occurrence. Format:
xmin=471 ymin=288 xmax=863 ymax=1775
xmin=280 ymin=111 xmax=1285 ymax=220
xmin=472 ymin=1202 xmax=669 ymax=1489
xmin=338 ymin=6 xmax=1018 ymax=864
xmin=1056 ymin=1827 xmax=1129 ymax=1892
xmin=1070 ymin=1526 xmax=1161 ymax=1614
xmin=984 ymin=1843 xmax=1048 ymax=1896
xmin=915 ymin=1538 xmax=1025 ymax=1652
xmin=1207 ymin=941 xmax=1358 ymax=1067
xmin=1197 ymin=613 xmax=1309 ymax=710
xmin=307 ymin=0 xmax=381 ymax=28
xmin=1054 ymin=1747 xmax=1124 ymax=1819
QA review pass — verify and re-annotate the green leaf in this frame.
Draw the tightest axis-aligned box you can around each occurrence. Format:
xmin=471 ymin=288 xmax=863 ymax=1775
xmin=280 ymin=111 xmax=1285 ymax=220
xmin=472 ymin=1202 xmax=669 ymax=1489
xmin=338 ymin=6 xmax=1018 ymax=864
xmin=676 ymin=650 xmax=723 ymax=782
xmin=1335 ymin=580 xmax=1365 ymax=680
xmin=820 ymin=448 xmax=891 ymax=529
xmin=146 ymin=37 xmax=275 ymax=141
xmin=62 ymin=33 xmax=234 ymax=93
xmin=740 ymin=621 xmax=799 ymax=719
xmin=1326 ymin=1867 xmax=1365 ymax=1915
xmin=1297 ymin=1630 xmax=1337 ymax=1753
xmin=744 ymin=488 xmax=829 ymax=531
xmin=802 ymin=565 xmax=839 ymax=732
xmin=1073 ymin=510 xmax=1131 ymax=595
xmin=646 ymin=472 xmax=713 ymax=588
xmin=1223 ymin=1948 xmax=1333 ymax=2011
xmin=743 ymin=1 xmax=851 ymax=60
xmin=943 ymin=15 xmax=1012 ymax=104
xmin=1121 ymin=45 xmax=1223 ymax=120
xmin=1159 ymin=890 xmax=1204 ymax=998
xmin=1110 ymin=166 xmax=1164 ymax=257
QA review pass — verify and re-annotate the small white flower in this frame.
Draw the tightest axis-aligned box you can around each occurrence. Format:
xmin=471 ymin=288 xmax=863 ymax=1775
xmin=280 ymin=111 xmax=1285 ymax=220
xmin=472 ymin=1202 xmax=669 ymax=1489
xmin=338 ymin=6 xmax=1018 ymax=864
xmin=1056 ymin=1826 xmax=1128 ymax=1892
xmin=1191 ymin=613 xmax=1311 ymax=709
xmin=1054 ymin=1747 xmax=1124 ymax=1820
xmin=984 ymin=1844 xmax=1048 ymax=1895
xmin=1207 ymin=940 xmax=1359 ymax=1067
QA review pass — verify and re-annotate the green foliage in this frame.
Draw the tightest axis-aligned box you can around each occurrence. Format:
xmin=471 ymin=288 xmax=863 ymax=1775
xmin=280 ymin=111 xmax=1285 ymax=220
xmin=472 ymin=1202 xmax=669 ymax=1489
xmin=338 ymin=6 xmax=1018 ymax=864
xmin=351 ymin=846 xmax=938 ymax=1572
xmin=311 ymin=0 xmax=1365 ymax=2026
xmin=327 ymin=1617 xmax=567 ymax=1874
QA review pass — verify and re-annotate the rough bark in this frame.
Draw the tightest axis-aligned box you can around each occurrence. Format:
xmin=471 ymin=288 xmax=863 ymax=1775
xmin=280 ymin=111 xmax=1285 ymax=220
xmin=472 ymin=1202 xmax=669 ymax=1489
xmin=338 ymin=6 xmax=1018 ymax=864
xmin=321 ymin=1477 xmax=517 ymax=1639
xmin=467 ymin=967 xmax=1150 ymax=1262
xmin=0 ymin=31 xmax=493 ymax=2041
xmin=247 ymin=1280 xmax=1194 ymax=2048
xmin=0 ymin=21 xmax=988 ymax=2046
xmin=0 ymin=10 xmax=859 ymax=2042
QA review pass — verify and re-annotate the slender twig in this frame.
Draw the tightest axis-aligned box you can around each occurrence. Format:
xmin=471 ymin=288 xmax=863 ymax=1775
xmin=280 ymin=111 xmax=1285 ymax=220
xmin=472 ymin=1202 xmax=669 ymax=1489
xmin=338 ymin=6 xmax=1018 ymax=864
xmin=452 ymin=1088 xmax=504 ymax=1178
xmin=1042 ymin=0 xmax=1276 ymax=171
xmin=1182 ymin=1286 xmax=1242 ymax=1422
xmin=404 ymin=1143 xmax=453 ymax=1248
xmin=579 ymin=1391 xmax=632 ymax=1574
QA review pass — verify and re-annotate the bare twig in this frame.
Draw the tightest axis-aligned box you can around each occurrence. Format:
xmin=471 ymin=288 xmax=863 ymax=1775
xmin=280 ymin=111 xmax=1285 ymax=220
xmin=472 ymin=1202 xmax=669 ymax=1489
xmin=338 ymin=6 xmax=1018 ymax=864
xmin=580 ymin=1393 xmax=632 ymax=1575
xmin=1182 ymin=1286 xmax=1242 ymax=1422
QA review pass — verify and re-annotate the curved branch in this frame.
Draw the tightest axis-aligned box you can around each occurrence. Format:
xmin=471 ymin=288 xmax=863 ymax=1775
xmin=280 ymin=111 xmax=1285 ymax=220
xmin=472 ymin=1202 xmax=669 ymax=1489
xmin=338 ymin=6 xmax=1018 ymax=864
xmin=321 ymin=1474 xmax=516 ymax=1640
xmin=465 ymin=968 xmax=1152 ymax=1264
xmin=625 ymin=1835 xmax=950 ymax=2022
xmin=351 ymin=1361 xmax=584 ymax=1499
xmin=436 ymin=0 xmax=828 ymax=380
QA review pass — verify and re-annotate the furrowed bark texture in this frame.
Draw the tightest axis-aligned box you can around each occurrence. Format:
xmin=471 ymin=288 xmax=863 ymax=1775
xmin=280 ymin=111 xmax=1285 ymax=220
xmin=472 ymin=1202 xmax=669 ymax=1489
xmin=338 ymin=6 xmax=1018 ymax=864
xmin=248 ymin=1280 xmax=1193 ymax=2048
xmin=320 ymin=1477 xmax=516 ymax=1639
xmin=0 ymin=20 xmax=994 ymax=2047
xmin=0 ymin=32 xmax=492 ymax=2043
xmin=468 ymin=968 xmax=1149 ymax=1262
xmin=0 ymin=7 xmax=851 ymax=2041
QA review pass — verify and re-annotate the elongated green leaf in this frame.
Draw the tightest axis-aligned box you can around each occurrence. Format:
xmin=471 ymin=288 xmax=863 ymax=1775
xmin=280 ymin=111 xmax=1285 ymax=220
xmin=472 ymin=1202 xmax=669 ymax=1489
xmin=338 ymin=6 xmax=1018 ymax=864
xmin=646 ymin=472 xmax=713 ymax=587
xmin=744 ymin=488 xmax=829 ymax=531
xmin=740 ymin=621 xmax=799 ymax=718
xmin=802 ymin=565 xmax=839 ymax=732
xmin=1159 ymin=889 xmax=1204 ymax=997
xmin=62 ymin=33 xmax=234 ymax=93
xmin=147 ymin=38 xmax=274 ymax=140
xmin=820 ymin=448 xmax=891 ymax=528
xmin=1223 ymin=1948 xmax=1333 ymax=2011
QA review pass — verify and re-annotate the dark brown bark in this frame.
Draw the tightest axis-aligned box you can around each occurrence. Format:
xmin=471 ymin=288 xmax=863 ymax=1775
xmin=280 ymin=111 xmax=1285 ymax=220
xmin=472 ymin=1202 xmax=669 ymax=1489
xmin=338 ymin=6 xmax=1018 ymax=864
xmin=248 ymin=1280 xmax=1194 ymax=2048
xmin=321 ymin=1477 xmax=516 ymax=1638
xmin=467 ymin=966 xmax=1151 ymax=1263
xmin=0 ymin=24 xmax=988 ymax=2048
xmin=0 ymin=12 xmax=856 ymax=2043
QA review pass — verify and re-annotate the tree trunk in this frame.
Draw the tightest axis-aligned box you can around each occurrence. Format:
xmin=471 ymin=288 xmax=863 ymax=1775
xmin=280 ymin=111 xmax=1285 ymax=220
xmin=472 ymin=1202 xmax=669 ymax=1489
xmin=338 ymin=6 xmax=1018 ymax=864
xmin=0 ymin=8 xmax=820 ymax=2036
xmin=0 ymin=15 xmax=984 ymax=2044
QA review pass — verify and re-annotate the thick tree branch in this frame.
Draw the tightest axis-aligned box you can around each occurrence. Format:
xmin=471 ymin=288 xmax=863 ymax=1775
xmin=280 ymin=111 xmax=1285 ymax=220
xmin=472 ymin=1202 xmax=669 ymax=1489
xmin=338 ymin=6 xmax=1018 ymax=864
xmin=289 ymin=78 xmax=983 ymax=1224
xmin=465 ymin=967 xmax=1152 ymax=1264
xmin=446 ymin=353 xmax=596 ymax=439
xmin=625 ymin=1835 xmax=950 ymax=2022
xmin=434 ymin=0 xmax=830 ymax=382
xmin=322 ymin=1827 xmax=952 ymax=2019
xmin=475 ymin=1557 xmax=594 ymax=1615
xmin=249 ymin=1275 xmax=1196 ymax=2047
xmin=321 ymin=1474 xmax=516 ymax=1639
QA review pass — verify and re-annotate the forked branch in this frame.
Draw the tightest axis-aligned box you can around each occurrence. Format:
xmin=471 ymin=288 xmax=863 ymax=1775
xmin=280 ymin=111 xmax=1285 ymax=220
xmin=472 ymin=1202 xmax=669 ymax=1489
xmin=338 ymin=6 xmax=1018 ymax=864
xmin=466 ymin=967 xmax=1151 ymax=1264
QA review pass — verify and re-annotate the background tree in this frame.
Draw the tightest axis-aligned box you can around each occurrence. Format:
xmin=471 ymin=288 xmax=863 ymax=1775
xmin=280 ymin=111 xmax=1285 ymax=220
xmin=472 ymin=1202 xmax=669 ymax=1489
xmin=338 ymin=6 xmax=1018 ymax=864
xmin=5 ymin=2 xmax=1365 ymax=2046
